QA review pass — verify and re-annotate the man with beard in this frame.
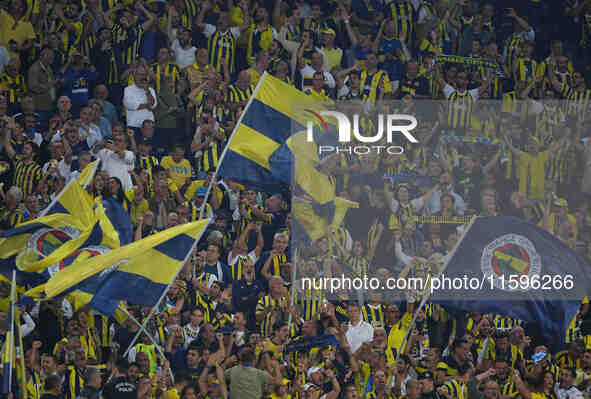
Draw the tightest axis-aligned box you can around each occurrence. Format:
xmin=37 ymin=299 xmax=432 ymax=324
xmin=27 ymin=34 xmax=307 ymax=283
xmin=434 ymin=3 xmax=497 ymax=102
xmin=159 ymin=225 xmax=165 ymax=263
xmin=62 ymin=350 xmax=88 ymax=399
xmin=103 ymin=360 xmax=137 ymax=399
xmin=196 ymin=0 xmax=250 ymax=76
xmin=245 ymin=7 xmax=277 ymax=68
xmin=487 ymin=331 xmax=524 ymax=370
xmin=54 ymin=2 xmax=83 ymax=58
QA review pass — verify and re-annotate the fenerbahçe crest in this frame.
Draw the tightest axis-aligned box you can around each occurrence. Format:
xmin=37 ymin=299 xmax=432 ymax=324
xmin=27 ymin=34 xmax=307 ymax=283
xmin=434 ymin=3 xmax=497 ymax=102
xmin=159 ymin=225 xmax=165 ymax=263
xmin=16 ymin=226 xmax=81 ymax=270
xmin=480 ymin=234 xmax=541 ymax=291
xmin=47 ymin=245 xmax=125 ymax=278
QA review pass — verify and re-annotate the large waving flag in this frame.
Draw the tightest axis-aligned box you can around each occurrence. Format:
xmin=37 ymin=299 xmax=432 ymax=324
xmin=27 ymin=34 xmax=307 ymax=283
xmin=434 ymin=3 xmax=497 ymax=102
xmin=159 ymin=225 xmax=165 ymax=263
xmin=292 ymin=196 xmax=358 ymax=241
xmin=217 ymin=73 xmax=356 ymax=241
xmin=0 ymin=179 xmax=119 ymax=278
xmin=430 ymin=216 xmax=591 ymax=341
xmin=77 ymin=160 xmax=99 ymax=189
xmin=26 ymin=220 xmax=210 ymax=316
xmin=218 ymin=72 xmax=337 ymax=197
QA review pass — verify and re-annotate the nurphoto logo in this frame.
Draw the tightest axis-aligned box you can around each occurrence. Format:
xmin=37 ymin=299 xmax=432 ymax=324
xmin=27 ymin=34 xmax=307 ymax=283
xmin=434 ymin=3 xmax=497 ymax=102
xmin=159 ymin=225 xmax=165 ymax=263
xmin=305 ymin=110 xmax=418 ymax=155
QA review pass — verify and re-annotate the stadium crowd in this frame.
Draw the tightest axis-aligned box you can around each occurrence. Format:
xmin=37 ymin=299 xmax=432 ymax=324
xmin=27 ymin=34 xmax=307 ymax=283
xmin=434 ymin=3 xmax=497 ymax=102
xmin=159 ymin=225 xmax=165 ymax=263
xmin=2 ymin=0 xmax=591 ymax=398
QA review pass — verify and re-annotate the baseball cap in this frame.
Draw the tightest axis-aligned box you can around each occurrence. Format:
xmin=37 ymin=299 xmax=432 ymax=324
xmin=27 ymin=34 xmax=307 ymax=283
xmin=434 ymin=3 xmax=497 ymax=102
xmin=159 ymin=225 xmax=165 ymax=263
xmin=419 ymin=371 xmax=434 ymax=380
xmin=322 ymin=28 xmax=336 ymax=35
xmin=196 ymin=187 xmax=207 ymax=197
xmin=307 ymin=366 xmax=322 ymax=378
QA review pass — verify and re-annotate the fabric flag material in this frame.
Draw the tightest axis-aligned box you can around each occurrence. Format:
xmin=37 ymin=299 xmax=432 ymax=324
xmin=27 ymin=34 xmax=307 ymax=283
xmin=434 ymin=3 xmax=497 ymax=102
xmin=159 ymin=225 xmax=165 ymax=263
xmin=26 ymin=220 xmax=210 ymax=316
xmin=217 ymin=73 xmax=356 ymax=241
xmin=285 ymin=334 xmax=339 ymax=353
xmin=430 ymin=216 xmax=591 ymax=340
xmin=0 ymin=179 xmax=120 ymax=275
xmin=292 ymin=197 xmax=358 ymax=241
xmin=77 ymin=160 xmax=99 ymax=189
xmin=101 ymin=197 xmax=134 ymax=246
xmin=218 ymin=72 xmax=338 ymax=197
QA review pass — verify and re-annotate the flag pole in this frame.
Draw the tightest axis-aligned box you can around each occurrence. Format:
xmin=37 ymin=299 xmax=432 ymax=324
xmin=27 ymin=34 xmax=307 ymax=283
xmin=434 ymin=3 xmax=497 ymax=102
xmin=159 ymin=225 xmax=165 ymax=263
xmin=123 ymin=219 xmax=212 ymax=358
xmin=15 ymin=305 xmax=27 ymax=399
xmin=117 ymin=305 xmax=175 ymax=384
xmin=8 ymin=271 xmax=16 ymax=394
xmin=287 ymin=248 xmax=298 ymax=332
xmin=394 ymin=216 xmax=477 ymax=363
xmin=198 ymin=72 xmax=269 ymax=219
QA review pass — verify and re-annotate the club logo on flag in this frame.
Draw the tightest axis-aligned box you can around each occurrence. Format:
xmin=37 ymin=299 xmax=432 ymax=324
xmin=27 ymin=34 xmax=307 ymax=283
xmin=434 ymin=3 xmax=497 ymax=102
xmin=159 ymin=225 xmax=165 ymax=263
xmin=48 ymin=245 xmax=111 ymax=277
xmin=481 ymin=234 xmax=541 ymax=291
xmin=16 ymin=227 xmax=80 ymax=270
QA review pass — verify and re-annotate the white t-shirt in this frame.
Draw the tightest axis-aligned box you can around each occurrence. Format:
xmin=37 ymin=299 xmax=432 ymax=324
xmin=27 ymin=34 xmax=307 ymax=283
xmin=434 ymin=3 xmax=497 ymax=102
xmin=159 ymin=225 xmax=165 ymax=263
xmin=300 ymin=65 xmax=336 ymax=89
xmin=95 ymin=148 xmax=135 ymax=191
xmin=345 ymin=320 xmax=374 ymax=353
xmin=529 ymin=100 xmax=566 ymax=124
xmin=79 ymin=124 xmax=102 ymax=148
xmin=123 ymin=84 xmax=158 ymax=128
xmin=228 ymin=250 xmax=259 ymax=266
xmin=171 ymin=39 xmax=196 ymax=69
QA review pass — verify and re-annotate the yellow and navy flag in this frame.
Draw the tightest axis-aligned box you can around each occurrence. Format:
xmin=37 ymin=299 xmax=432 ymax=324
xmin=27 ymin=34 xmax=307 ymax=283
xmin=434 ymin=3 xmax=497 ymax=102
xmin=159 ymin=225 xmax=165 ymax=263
xmin=429 ymin=216 xmax=591 ymax=343
xmin=217 ymin=72 xmax=337 ymax=196
xmin=25 ymin=220 xmax=210 ymax=316
xmin=292 ymin=196 xmax=358 ymax=241
xmin=0 ymin=179 xmax=120 ymax=279
xmin=77 ymin=160 xmax=99 ymax=190
xmin=216 ymin=73 xmax=356 ymax=240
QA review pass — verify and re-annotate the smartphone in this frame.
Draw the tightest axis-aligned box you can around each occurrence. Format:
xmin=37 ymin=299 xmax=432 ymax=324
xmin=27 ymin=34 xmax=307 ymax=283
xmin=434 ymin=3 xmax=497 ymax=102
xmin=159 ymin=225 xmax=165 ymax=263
xmin=532 ymin=351 xmax=546 ymax=364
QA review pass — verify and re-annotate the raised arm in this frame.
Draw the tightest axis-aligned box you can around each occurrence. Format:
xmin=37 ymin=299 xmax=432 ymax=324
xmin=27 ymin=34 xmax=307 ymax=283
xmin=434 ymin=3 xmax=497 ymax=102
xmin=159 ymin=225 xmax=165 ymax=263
xmin=507 ymin=8 xmax=531 ymax=33
xmin=483 ymin=149 xmax=501 ymax=175
xmin=3 ymin=119 xmax=16 ymax=159
xmin=519 ymin=76 xmax=541 ymax=100
xmin=342 ymin=11 xmax=358 ymax=47
xmin=420 ymin=183 xmax=440 ymax=204
xmin=503 ymin=134 xmax=521 ymax=156
xmin=55 ymin=4 xmax=77 ymax=32
xmin=137 ymin=2 xmax=156 ymax=31
xmin=372 ymin=20 xmax=386 ymax=53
